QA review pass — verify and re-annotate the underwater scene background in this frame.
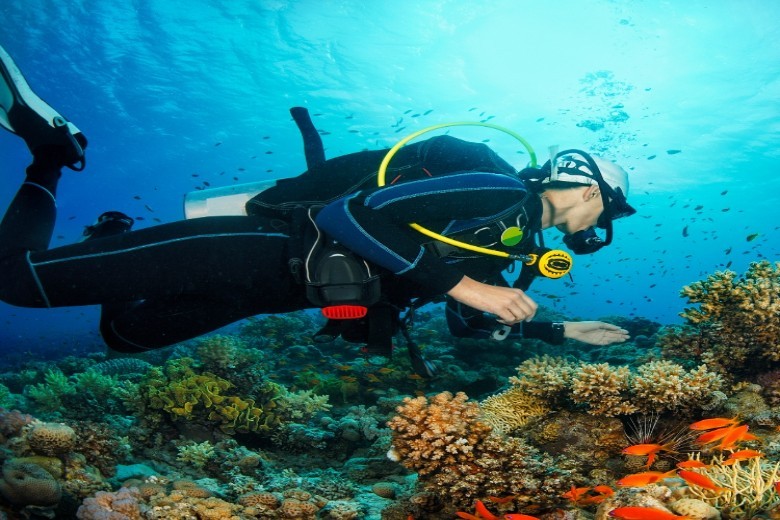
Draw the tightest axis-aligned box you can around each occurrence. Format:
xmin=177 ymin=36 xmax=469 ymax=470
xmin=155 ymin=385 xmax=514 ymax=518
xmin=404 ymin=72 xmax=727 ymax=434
xmin=1 ymin=1 xmax=780 ymax=519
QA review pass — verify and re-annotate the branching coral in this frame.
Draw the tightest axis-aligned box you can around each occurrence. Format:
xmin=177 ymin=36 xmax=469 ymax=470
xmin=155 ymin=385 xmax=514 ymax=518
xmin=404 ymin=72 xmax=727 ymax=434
xmin=24 ymin=368 xmax=76 ymax=412
xmin=684 ymin=456 xmax=780 ymax=517
xmin=570 ymin=362 xmax=637 ymax=416
xmin=176 ymin=440 xmax=216 ymax=469
xmin=387 ymin=391 xmax=572 ymax=510
xmin=387 ymin=391 xmax=491 ymax=476
xmin=658 ymin=261 xmax=780 ymax=375
xmin=631 ymin=361 xmax=723 ymax=413
xmin=510 ymin=356 xmax=723 ymax=416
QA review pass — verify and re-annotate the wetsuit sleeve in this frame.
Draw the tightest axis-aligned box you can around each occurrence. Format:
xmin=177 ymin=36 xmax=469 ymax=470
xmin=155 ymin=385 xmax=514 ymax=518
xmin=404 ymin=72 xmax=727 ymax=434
xmin=445 ymin=297 xmax=564 ymax=344
xmin=314 ymin=172 xmax=528 ymax=296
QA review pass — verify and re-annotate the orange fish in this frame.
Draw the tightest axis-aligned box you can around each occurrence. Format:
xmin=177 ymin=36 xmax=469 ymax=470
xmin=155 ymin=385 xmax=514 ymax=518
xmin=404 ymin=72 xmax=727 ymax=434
xmin=695 ymin=426 xmax=735 ymax=444
xmin=593 ymin=485 xmax=615 ymax=496
xmin=677 ymin=470 xmax=728 ymax=492
xmin=487 ymin=495 xmax=516 ymax=504
xmin=722 ymin=449 xmax=762 ymax=464
xmin=718 ymin=424 xmax=754 ymax=450
xmin=622 ymin=442 xmax=674 ymax=468
xmin=689 ymin=417 xmax=740 ymax=431
xmin=473 ymin=500 xmax=500 ymax=520
xmin=609 ymin=506 xmax=692 ymax=519
xmin=561 ymin=486 xmax=591 ymax=502
xmin=676 ymin=460 xmax=710 ymax=469
xmin=775 ymin=481 xmax=780 ymax=494
xmin=455 ymin=513 xmax=481 ymax=520
xmin=617 ymin=470 xmax=676 ymax=487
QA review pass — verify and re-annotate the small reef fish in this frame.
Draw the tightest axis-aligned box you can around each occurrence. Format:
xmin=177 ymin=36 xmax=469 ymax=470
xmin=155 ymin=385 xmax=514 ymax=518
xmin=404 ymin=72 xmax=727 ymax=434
xmin=676 ymin=470 xmax=728 ymax=492
xmin=622 ymin=442 xmax=675 ymax=467
xmin=689 ymin=417 xmax=740 ymax=430
xmin=718 ymin=424 xmax=758 ymax=450
xmin=695 ymin=426 xmax=734 ymax=444
xmin=487 ymin=495 xmax=516 ymax=504
xmin=609 ymin=506 xmax=692 ymax=519
xmin=455 ymin=500 xmax=540 ymax=520
xmin=722 ymin=449 xmax=762 ymax=464
xmin=561 ymin=486 xmax=591 ymax=502
xmin=616 ymin=470 xmax=676 ymax=487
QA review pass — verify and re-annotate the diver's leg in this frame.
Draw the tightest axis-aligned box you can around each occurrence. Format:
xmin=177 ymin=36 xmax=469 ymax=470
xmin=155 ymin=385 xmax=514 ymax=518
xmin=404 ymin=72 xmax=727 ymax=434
xmin=0 ymin=216 xmax=303 ymax=308
xmin=100 ymin=296 xmax=264 ymax=353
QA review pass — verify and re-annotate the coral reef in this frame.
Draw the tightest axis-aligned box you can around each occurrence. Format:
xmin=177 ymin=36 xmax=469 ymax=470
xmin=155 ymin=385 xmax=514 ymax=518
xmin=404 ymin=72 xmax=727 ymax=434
xmin=479 ymin=386 xmax=551 ymax=433
xmin=387 ymin=391 xmax=572 ymax=511
xmin=26 ymin=421 xmax=76 ymax=456
xmin=387 ymin=391 xmax=492 ymax=476
xmin=684 ymin=456 xmax=780 ymax=517
xmin=143 ymin=362 xmax=283 ymax=435
xmin=511 ymin=356 xmax=724 ymax=416
xmin=658 ymin=261 xmax=780 ymax=376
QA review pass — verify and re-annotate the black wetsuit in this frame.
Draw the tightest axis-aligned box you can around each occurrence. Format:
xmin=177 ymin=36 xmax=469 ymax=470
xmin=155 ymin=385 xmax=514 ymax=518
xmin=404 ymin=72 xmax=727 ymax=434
xmin=0 ymin=136 xmax=553 ymax=352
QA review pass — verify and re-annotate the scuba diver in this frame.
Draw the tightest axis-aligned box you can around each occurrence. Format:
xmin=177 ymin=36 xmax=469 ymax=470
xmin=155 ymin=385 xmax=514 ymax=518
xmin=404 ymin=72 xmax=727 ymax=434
xmin=0 ymin=44 xmax=633 ymax=377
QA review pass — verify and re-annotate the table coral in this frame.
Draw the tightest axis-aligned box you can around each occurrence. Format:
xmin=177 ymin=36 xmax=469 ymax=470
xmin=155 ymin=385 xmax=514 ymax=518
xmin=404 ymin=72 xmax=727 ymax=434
xmin=658 ymin=260 xmax=780 ymax=376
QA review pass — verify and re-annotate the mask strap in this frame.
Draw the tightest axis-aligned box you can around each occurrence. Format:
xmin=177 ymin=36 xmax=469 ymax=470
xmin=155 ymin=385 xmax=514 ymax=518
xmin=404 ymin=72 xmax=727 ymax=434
xmin=548 ymin=145 xmax=559 ymax=181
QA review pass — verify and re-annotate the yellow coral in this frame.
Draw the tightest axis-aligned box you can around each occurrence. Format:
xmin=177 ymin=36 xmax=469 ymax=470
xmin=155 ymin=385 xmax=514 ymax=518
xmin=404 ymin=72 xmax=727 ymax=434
xmin=145 ymin=369 xmax=280 ymax=434
xmin=631 ymin=361 xmax=723 ymax=413
xmin=570 ymin=363 xmax=638 ymax=416
xmin=684 ymin=455 xmax=780 ymax=517
xmin=26 ymin=421 xmax=77 ymax=456
xmin=661 ymin=261 xmax=780 ymax=374
xmin=479 ymin=386 xmax=551 ymax=433
xmin=509 ymin=355 xmax=577 ymax=399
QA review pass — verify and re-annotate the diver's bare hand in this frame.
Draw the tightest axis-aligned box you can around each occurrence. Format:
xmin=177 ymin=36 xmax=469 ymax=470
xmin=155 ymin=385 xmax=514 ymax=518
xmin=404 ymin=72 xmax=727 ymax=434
xmin=563 ymin=321 xmax=630 ymax=345
xmin=447 ymin=276 xmax=537 ymax=324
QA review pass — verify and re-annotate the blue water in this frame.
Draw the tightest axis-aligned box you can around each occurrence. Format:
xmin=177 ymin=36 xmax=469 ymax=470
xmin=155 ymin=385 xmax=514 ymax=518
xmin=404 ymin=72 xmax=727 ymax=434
xmin=1 ymin=0 xmax=779 ymax=352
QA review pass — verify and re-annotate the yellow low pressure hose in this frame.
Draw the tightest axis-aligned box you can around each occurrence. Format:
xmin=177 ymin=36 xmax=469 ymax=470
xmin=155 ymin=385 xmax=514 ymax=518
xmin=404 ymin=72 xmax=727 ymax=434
xmin=377 ymin=122 xmax=537 ymax=261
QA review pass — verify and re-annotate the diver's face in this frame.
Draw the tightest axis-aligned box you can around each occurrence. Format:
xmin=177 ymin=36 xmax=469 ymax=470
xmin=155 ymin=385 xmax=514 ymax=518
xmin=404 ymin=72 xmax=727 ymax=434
xmin=555 ymin=185 xmax=604 ymax=235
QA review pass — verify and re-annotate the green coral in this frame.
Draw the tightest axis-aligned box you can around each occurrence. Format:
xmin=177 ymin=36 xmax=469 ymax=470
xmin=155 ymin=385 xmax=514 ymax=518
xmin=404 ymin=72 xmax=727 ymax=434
xmin=142 ymin=361 xmax=284 ymax=434
xmin=195 ymin=334 xmax=264 ymax=371
xmin=0 ymin=383 xmax=11 ymax=408
xmin=176 ymin=440 xmax=216 ymax=468
xmin=25 ymin=369 xmax=77 ymax=412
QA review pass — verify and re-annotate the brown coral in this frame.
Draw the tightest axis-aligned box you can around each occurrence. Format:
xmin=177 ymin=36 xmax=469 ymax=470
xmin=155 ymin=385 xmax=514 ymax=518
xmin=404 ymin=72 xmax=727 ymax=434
xmin=510 ymin=356 xmax=724 ymax=417
xmin=571 ymin=363 xmax=637 ymax=416
xmin=26 ymin=421 xmax=76 ymax=456
xmin=387 ymin=391 xmax=492 ymax=476
xmin=659 ymin=261 xmax=780 ymax=376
